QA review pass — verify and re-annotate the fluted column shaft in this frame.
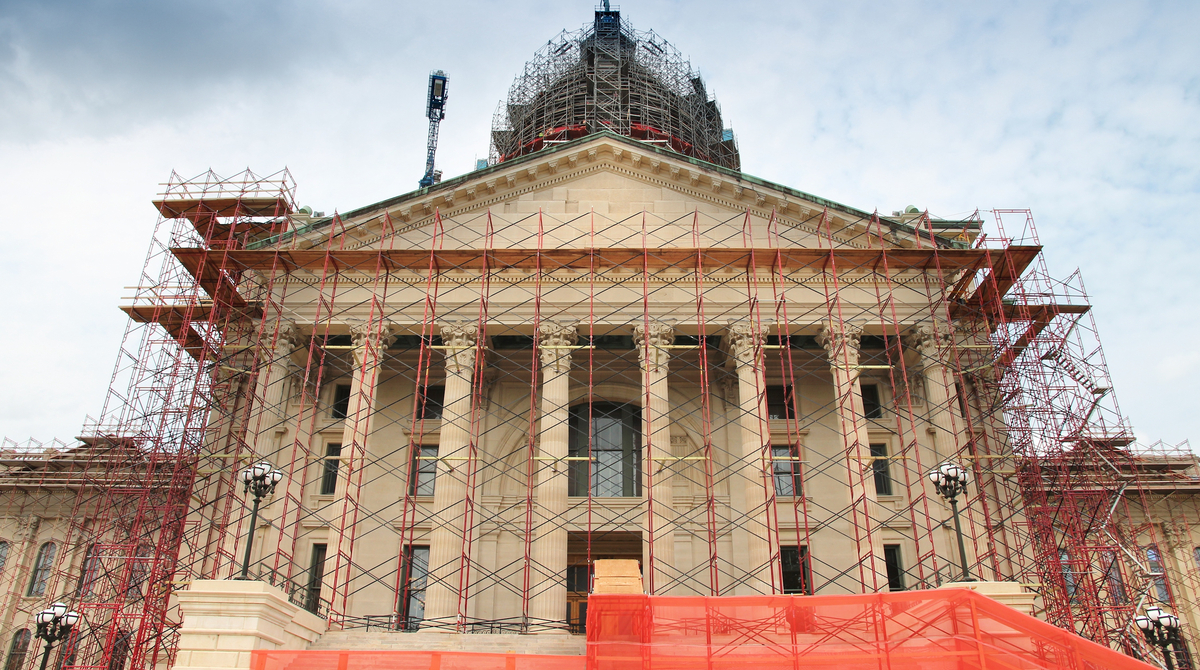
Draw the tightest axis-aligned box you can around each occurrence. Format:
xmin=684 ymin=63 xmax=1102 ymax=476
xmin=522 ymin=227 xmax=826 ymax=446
xmin=424 ymin=323 xmax=480 ymax=627
xmin=818 ymin=320 xmax=888 ymax=591
xmin=529 ymin=323 xmax=577 ymax=628
xmin=635 ymin=321 xmax=676 ymax=594
xmin=907 ymin=323 xmax=962 ymax=460
xmin=725 ymin=322 xmax=774 ymax=593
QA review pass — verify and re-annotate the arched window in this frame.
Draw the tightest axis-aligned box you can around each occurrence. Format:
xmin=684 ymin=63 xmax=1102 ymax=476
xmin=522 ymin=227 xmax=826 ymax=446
xmin=28 ymin=542 xmax=56 ymax=597
xmin=0 ymin=541 xmax=9 ymax=573
xmin=77 ymin=544 xmax=101 ymax=599
xmin=568 ymin=402 xmax=641 ymax=497
xmin=3 ymin=630 xmax=30 ymax=670
xmin=125 ymin=544 xmax=154 ymax=600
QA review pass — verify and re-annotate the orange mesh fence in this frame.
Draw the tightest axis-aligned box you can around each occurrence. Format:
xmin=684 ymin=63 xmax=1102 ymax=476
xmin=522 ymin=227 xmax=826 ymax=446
xmin=250 ymin=590 xmax=1152 ymax=670
xmin=586 ymin=589 xmax=1152 ymax=670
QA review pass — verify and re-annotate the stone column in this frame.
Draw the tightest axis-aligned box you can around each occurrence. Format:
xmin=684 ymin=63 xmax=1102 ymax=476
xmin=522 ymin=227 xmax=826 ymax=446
xmin=635 ymin=321 xmax=676 ymax=594
xmin=325 ymin=321 xmax=396 ymax=617
xmin=906 ymin=323 xmax=962 ymax=460
xmin=529 ymin=322 xmax=577 ymax=629
xmin=724 ymin=321 xmax=774 ymax=593
xmin=817 ymin=320 xmax=889 ymax=591
xmin=423 ymin=322 xmax=481 ymax=628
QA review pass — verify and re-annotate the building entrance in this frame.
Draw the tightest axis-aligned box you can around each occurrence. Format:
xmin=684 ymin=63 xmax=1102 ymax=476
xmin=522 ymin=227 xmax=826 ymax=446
xmin=566 ymin=531 xmax=642 ymax=634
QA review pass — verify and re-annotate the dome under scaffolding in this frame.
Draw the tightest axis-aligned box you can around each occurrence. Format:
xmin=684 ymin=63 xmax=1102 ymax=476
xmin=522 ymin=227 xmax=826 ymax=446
xmin=489 ymin=9 xmax=741 ymax=170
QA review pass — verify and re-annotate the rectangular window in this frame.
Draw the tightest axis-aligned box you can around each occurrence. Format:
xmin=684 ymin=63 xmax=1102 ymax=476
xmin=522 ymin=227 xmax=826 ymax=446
xmin=410 ymin=446 xmax=437 ymax=496
xmin=320 ymin=443 xmax=342 ymax=495
xmin=1060 ymin=549 xmax=1078 ymax=601
xmin=305 ymin=544 xmax=327 ymax=614
xmin=418 ymin=385 xmax=445 ymax=420
xmin=884 ymin=544 xmax=905 ymax=591
xmin=1102 ymin=551 xmax=1127 ymax=605
xmin=766 ymin=385 xmax=796 ymax=420
xmin=568 ymin=403 xmax=641 ymax=497
xmin=870 ymin=443 xmax=893 ymax=496
xmin=1148 ymin=546 xmax=1171 ymax=602
xmin=566 ymin=565 xmax=591 ymax=592
xmin=331 ymin=384 xmax=352 ymax=419
xmin=781 ymin=546 xmax=812 ymax=595
xmin=861 ymin=384 xmax=882 ymax=419
xmin=772 ymin=444 xmax=802 ymax=497
xmin=399 ymin=546 xmax=430 ymax=631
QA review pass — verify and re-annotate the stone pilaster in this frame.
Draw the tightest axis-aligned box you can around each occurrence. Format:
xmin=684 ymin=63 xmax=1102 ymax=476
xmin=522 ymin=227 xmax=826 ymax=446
xmin=529 ymin=322 xmax=577 ymax=628
xmin=817 ymin=320 xmax=888 ymax=591
xmin=0 ymin=516 xmax=40 ymax=632
xmin=724 ymin=321 xmax=774 ymax=593
xmin=424 ymin=322 xmax=481 ymax=628
xmin=635 ymin=321 xmax=676 ymax=594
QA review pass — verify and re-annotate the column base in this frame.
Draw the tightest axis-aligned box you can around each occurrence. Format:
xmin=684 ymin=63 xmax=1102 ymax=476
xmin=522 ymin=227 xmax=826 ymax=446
xmin=941 ymin=580 xmax=1037 ymax=617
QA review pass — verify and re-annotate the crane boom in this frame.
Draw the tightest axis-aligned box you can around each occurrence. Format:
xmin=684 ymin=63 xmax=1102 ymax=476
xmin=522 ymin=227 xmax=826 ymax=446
xmin=419 ymin=70 xmax=449 ymax=189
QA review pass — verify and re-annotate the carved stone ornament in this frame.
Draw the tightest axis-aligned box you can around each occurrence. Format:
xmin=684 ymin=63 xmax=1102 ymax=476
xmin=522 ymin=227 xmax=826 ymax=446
xmin=905 ymin=322 xmax=954 ymax=361
xmin=633 ymin=321 xmax=675 ymax=373
xmin=349 ymin=321 xmax=400 ymax=367
xmin=15 ymin=515 xmax=40 ymax=543
xmin=723 ymin=321 xmax=769 ymax=370
xmin=816 ymin=320 xmax=864 ymax=367
xmin=439 ymin=322 xmax=481 ymax=375
xmin=538 ymin=322 xmax=578 ymax=374
xmin=276 ymin=322 xmax=306 ymax=353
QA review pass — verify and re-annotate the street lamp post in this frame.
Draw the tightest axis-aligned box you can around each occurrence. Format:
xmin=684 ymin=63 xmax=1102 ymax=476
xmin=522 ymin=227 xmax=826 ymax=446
xmin=238 ymin=461 xmax=284 ymax=580
xmin=929 ymin=461 xmax=974 ymax=582
xmin=34 ymin=602 xmax=80 ymax=670
xmin=1135 ymin=606 xmax=1181 ymax=670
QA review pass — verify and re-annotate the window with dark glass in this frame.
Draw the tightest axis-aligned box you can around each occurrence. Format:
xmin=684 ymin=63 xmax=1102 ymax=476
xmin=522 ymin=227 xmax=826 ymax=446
xmin=568 ymin=403 xmax=641 ymax=497
xmin=320 ymin=443 xmax=342 ymax=495
xmin=410 ymin=446 xmax=437 ymax=496
xmin=305 ymin=544 xmax=327 ymax=614
xmin=781 ymin=546 xmax=812 ymax=594
xmin=566 ymin=565 xmax=591 ymax=592
xmin=108 ymin=631 xmax=130 ymax=670
xmin=1060 ymin=549 xmax=1079 ymax=601
xmin=883 ymin=544 xmax=905 ymax=591
xmin=766 ymin=385 xmax=796 ymax=420
xmin=55 ymin=629 xmax=78 ymax=670
xmin=77 ymin=544 xmax=101 ymax=599
xmin=4 ymin=630 xmax=29 ymax=670
xmin=399 ymin=546 xmax=430 ymax=631
xmin=417 ymin=385 xmax=445 ymax=420
xmin=125 ymin=544 xmax=153 ymax=600
xmin=861 ymin=384 xmax=882 ymax=419
xmin=331 ymin=384 xmax=352 ymax=419
xmin=1101 ymin=551 xmax=1127 ymax=605
xmin=28 ymin=542 xmax=56 ymax=596
xmin=0 ymin=541 xmax=8 ymax=573
xmin=870 ymin=443 xmax=893 ymax=496
xmin=772 ymin=444 xmax=802 ymax=497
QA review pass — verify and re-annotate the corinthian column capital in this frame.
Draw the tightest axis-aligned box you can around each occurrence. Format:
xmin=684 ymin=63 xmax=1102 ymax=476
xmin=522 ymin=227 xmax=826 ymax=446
xmin=349 ymin=321 xmax=400 ymax=367
xmin=439 ymin=321 xmax=481 ymax=375
xmin=817 ymin=320 xmax=863 ymax=367
xmin=723 ymin=321 xmax=769 ymax=370
xmin=538 ymin=322 xmax=578 ymax=374
xmin=276 ymin=321 xmax=306 ymax=353
xmin=905 ymin=322 xmax=953 ymax=360
xmin=634 ymin=321 xmax=675 ymax=374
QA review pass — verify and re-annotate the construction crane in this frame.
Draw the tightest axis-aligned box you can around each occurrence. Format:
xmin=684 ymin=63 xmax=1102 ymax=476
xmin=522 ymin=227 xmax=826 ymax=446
xmin=418 ymin=70 xmax=449 ymax=189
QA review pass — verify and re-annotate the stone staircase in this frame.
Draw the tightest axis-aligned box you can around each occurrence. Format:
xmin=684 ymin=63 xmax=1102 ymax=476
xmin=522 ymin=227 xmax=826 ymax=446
xmin=307 ymin=630 xmax=587 ymax=656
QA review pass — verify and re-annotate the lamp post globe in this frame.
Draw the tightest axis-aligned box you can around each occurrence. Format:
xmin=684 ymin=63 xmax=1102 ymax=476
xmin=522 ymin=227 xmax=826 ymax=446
xmin=931 ymin=461 xmax=973 ymax=582
xmin=34 ymin=603 xmax=80 ymax=670
xmin=1135 ymin=606 xmax=1181 ymax=670
xmin=238 ymin=461 xmax=284 ymax=580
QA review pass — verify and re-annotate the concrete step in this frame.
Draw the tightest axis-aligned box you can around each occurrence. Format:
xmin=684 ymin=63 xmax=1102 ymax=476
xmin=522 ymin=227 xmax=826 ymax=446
xmin=308 ymin=630 xmax=587 ymax=656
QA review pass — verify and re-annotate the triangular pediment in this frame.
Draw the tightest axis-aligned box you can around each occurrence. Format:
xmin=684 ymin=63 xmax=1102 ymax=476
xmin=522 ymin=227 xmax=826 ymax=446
xmin=281 ymin=133 xmax=966 ymax=253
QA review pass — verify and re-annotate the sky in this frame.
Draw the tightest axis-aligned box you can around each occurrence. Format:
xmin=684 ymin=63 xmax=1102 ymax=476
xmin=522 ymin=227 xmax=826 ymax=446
xmin=1 ymin=0 xmax=1197 ymax=448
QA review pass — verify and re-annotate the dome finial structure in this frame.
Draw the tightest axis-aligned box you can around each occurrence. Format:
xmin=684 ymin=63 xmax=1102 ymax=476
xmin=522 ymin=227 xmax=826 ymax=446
xmin=489 ymin=8 xmax=740 ymax=170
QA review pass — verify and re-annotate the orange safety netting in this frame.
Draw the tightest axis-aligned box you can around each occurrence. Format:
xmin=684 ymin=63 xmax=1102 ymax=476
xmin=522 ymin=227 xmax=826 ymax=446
xmin=251 ymin=589 xmax=1153 ymax=670
xmin=586 ymin=589 xmax=1152 ymax=670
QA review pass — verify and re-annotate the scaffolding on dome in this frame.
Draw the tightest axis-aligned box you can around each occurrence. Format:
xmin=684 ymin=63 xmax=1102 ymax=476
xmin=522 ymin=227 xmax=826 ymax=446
xmin=4 ymin=168 xmax=1199 ymax=670
xmin=489 ymin=10 xmax=740 ymax=170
